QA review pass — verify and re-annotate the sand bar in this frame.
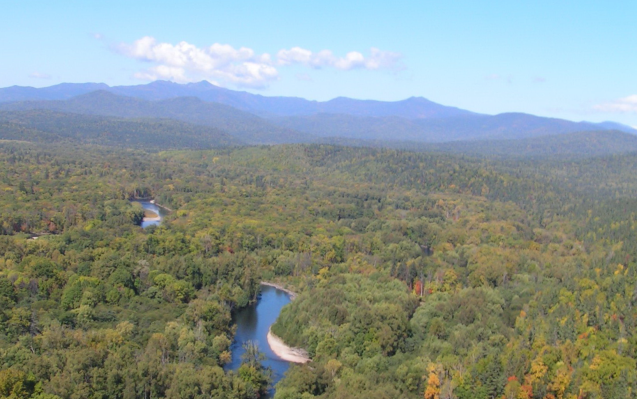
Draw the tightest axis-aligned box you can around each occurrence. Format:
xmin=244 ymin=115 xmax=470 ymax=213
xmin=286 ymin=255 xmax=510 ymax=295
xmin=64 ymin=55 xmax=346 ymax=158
xmin=261 ymin=282 xmax=310 ymax=363
xmin=144 ymin=209 xmax=159 ymax=218
xmin=267 ymin=329 xmax=310 ymax=363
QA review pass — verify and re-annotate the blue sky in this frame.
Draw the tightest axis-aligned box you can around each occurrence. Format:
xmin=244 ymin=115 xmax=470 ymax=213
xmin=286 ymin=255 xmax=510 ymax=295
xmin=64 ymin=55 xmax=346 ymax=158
xmin=2 ymin=0 xmax=636 ymax=125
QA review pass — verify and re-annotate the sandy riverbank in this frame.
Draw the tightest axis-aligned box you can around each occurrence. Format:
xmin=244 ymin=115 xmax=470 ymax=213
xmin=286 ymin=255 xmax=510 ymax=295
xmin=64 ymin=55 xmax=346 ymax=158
xmin=267 ymin=329 xmax=310 ymax=364
xmin=149 ymin=200 xmax=173 ymax=212
xmin=132 ymin=199 xmax=174 ymax=213
xmin=261 ymin=282 xmax=310 ymax=363
xmin=260 ymin=282 xmax=297 ymax=299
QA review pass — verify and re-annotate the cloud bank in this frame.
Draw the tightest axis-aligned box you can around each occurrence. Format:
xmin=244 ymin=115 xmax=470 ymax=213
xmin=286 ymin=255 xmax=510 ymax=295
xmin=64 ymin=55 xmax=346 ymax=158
xmin=118 ymin=37 xmax=402 ymax=88
xmin=594 ymin=95 xmax=637 ymax=113
xmin=277 ymin=47 xmax=402 ymax=70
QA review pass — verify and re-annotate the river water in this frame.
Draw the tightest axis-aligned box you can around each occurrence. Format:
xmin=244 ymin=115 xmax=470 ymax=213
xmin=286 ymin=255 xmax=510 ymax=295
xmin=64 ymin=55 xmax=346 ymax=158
xmin=134 ymin=201 xmax=168 ymax=228
xmin=133 ymin=201 xmax=293 ymax=393
xmin=226 ymin=284 xmax=293 ymax=396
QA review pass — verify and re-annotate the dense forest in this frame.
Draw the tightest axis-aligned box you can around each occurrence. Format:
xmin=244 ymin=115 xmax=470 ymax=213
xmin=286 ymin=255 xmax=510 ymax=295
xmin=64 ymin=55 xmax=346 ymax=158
xmin=1 ymin=140 xmax=637 ymax=399
xmin=0 ymin=110 xmax=243 ymax=149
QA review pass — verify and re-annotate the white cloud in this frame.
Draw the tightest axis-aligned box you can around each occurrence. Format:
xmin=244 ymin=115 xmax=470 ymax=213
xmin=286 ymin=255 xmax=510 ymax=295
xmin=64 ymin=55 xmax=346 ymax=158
xmin=277 ymin=47 xmax=402 ymax=70
xmin=594 ymin=95 xmax=637 ymax=113
xmin=119 ymin=36 xmax=278 ymax=88
xmin=118 ymin=37 xmax=402 ymax=88
xmin=29 ymin=72 xmax=51 ymax=79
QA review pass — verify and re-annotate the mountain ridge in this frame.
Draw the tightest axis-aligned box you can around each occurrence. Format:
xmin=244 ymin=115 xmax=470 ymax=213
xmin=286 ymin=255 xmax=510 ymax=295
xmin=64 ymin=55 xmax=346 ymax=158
xmin=0 ymin=91 xmax=312 ymax=145
xmin=0 ymin=81 xmax=634 ymax=144
xmin=0 ymin=80 xmax=476 ymax=119
xmin=270 ymin=111 xmax=632 ymax=142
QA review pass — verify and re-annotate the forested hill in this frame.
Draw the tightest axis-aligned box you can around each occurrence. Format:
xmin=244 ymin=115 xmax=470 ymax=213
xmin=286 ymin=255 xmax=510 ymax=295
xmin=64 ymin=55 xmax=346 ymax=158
xmin=0 ymin=91 xmax=312 ymax=145
xmin=320 ymin=130 xmax=637 ymax=158
xmin=270 ymin=112 xmax=634 ymax=142
xmin=2 ymin=104 xmax=637 ymax=158
xmin=431 ymin=130 xmax=637 ymax=158
xmin=0 ymin=110 xmax=244 ymax=149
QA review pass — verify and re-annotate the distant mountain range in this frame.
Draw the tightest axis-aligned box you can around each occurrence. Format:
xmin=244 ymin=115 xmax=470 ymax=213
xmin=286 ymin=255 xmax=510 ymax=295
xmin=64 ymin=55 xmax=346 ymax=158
xmin=0 ymin=80 xmax=474 ymax=119
xmin=0 ymin=80 xmax=636 ymax=152
xmin=0 ymin=91 xmax=311 ymax=145
xmin=0 ymin=83 xmax=110 ymax=102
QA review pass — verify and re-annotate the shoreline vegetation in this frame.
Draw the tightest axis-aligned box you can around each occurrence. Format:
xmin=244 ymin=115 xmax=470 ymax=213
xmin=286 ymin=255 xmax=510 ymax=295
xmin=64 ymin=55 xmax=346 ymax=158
xmin=142 ymin=209 xmax=160 ymax=223
xmin=260 ymin=282 xmax=310 ymax=363
xmin=152 ymin=202 xmax=174 ymax=213
xmin=143 ymin=209 xmax=159 ymax=219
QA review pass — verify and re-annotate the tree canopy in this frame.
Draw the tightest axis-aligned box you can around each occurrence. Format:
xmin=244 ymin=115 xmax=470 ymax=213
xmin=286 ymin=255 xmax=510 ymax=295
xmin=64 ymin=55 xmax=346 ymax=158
xmin=1 ymin=141 xmax=637 ymax=398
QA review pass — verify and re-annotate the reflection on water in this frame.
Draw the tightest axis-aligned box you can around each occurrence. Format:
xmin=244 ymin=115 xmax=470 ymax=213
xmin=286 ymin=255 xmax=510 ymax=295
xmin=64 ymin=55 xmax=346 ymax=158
xmin=133 ymin=201 xmax=167 ymax=228
xmin=226 ymin=285 xmax=293 ymax=396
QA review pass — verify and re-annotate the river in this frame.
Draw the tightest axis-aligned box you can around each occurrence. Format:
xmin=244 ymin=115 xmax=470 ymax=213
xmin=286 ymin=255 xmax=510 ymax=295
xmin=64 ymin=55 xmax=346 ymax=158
xmin=133 ymin=201 xmax=168 ymax=228
xmin=133 ymin=201 xmax=294 ymax=393
xmin=226 ymin=284 xmax=293 ymax=396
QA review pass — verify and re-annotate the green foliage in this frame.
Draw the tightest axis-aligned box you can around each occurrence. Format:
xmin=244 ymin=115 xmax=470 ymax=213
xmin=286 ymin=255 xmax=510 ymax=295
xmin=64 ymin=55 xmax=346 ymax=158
xmin=1 ymin=141 xmax=637 ymax=398
xmin=0 ymin=110 xmax=243 ymax=150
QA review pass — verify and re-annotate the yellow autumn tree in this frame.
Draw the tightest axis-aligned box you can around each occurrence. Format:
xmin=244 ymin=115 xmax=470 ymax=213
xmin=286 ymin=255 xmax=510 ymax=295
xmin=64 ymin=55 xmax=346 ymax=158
xmin=548 ymin=362 xmax=571 ymax=399
xmin=424 ymin=364 xmax=441 ymax=399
